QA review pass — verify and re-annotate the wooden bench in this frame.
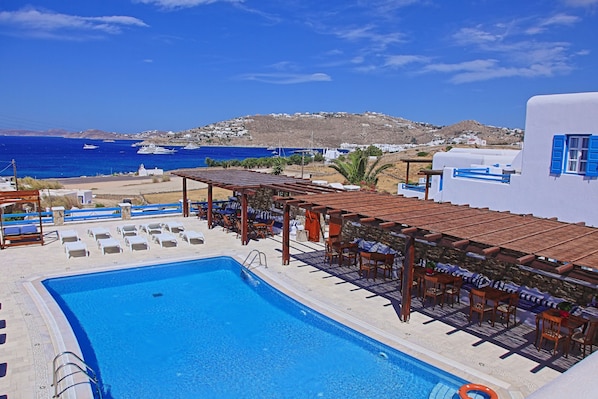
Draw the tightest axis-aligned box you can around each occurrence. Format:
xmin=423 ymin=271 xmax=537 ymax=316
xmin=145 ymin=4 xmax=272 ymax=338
xmin=1 ymin=225 xmax=43 ymax=249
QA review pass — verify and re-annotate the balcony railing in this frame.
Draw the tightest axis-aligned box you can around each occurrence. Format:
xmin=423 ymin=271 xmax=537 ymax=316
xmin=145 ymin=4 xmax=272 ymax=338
xmin=453 ymin=168 xmax=511 ymax=183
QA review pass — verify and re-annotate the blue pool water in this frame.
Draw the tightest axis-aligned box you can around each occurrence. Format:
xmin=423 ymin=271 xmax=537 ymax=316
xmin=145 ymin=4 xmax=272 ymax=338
xmin=43 ymin=257 xmax=465 ymax=399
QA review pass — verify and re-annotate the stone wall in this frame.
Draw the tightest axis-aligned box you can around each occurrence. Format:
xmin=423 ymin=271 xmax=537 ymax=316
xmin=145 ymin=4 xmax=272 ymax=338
xmin=342 ymin=221 xmax=596 ymax=306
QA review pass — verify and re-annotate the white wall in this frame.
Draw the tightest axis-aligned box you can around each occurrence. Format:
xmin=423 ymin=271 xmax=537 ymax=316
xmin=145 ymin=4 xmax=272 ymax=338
xmin=428 ymin=92 xmax=598 ymax=227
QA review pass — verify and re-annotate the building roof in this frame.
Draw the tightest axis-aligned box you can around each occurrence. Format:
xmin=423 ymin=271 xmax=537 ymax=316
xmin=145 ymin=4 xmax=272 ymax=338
xmin=281 ymin=191 xmax=598 ymax=286
xmin=173 ymin=169 xmax=342 ymax=195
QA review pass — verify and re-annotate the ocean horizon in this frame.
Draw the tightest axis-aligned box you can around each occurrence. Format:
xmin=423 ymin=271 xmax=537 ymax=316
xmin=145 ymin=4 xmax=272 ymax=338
xmin=0 ymin=136 xmax=296 ymax=180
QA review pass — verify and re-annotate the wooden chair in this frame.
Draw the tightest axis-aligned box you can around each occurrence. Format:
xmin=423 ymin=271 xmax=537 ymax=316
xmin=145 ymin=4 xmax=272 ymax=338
xmin=222 ymin=215 xmax=235 ymax=233
xmin=378 ymin=253 xmax=395 ymax=280
xmin=537 ymin=313 xmax=566 ymax=356
xmin=339 ymin=242 xmax=359 ymax=267
xmin=469 ymin=289 xmax=494 ymax=326
xmin=495 ymin=293 xmax=519 ymax=328
xmin=570 ymin=320 xmax=598 ymax=358
xmin=444 ymin=277 xmax=463 ymax=307
xmin=324 ymin=240 xmax=340 ymax=265
xmin=423 ymin=275 xmax=444 ymax=309
xmin=359 ymin=252 xmax=385 ymax=280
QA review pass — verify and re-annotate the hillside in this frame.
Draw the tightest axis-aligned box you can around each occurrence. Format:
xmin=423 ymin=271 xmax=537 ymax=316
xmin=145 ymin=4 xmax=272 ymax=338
xmin=0 ymin=112 xmax=523 ymax=148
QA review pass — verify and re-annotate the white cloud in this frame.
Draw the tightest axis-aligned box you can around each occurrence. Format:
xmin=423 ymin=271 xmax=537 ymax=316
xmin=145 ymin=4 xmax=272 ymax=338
xmin=0 ymin=7 xmax=148 ymax=39
xmin=525 ymin=13 xmax=580 ymax=34
xmin=133 ymin=0 xmax=242 ymax=10
xmin=384 ymin=54 xmax=429 ymax=68
xmin=238 ymin=73 xmax=331 ymax=84
xmin=563 ymin=0 xmax=598 ymax=7
xmin=331 ymin=25 xmax=404 ymax=50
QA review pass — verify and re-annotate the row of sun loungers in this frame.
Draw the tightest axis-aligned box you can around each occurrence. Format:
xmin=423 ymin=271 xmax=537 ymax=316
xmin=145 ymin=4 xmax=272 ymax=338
xmin=58 ymin=222 xmax=205 ymax=258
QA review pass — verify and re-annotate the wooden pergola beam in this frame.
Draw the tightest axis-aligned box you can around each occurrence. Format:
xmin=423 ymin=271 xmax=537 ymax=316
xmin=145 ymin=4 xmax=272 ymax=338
xmin=482 ymin=246 xmax=501 ymax=256
xmin=453 ymin=239 xmax=470 ymax=249
xmin=517 ymin=254 xmax=536 ymax=265
xmin=424 ymin=232 xmax=442 ymax=241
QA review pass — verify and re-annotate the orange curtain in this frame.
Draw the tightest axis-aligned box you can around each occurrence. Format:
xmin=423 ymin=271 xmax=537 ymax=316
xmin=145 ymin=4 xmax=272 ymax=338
xmin=305 ymin=210 xmax=320 ymax=242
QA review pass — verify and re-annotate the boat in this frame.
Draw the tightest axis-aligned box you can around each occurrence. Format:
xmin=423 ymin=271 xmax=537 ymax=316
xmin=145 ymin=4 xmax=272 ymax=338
xmin=183 ymin=143 xmax=201 ymax=150
xmin=153 ymin=146 xmax=177 ymax=154
xmin=137 ymin=144 xmax=177 ymax=154
xmin=267 ymin=146 xmax=276 ymax=151
xmin=83 ymin=144 xmax=99 ymax=150
xmin=103 ymin=139 xmax=115 ymax=143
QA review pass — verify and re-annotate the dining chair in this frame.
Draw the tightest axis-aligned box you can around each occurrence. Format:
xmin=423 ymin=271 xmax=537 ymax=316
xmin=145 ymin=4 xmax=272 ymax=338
xmin=537 ymin=313 xmax=566 ymax=356
xmin=570 ymin=320 xmax=598 ymax=358
xmin=324 ymin=240 xmax=340 ymax=265
xmin=444 ymin=277 xmax=463 ymax=307
xmin=423 ymin=275 xmax=444 ymax=309
xmin=469 ymin=289 xmax=494 ymax=326
xmin=359 ymin=252 xmax=382 ymax=280
xmin=340 ymin=242 xmax=359 ymax=267
xmin=378 ymin=253 xmax=395 ymax=280
xmin=495 ymin=293 xmax=519 ymax=328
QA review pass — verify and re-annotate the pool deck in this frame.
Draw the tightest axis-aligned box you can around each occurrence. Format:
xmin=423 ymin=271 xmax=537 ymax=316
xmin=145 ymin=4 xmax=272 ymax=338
xmin=0 ymin=215 xmax=593 ymax=398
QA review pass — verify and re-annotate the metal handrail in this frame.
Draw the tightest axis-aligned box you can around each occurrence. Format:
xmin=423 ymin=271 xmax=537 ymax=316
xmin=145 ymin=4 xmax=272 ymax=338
xmin=242 ymin=249 xmax=268 ymax=270
xmin=52 ymin=351 xmax=102 ymax=398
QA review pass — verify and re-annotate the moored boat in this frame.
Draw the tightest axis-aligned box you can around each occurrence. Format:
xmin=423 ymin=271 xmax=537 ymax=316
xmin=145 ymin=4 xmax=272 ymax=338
xmin=183 ymin=143 xmax=201 ymax=150
xmin=83 ymin=144 xmax=99 ymax=150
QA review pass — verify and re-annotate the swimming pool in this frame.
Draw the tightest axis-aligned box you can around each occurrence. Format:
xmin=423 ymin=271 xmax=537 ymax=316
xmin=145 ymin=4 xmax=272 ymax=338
xmin=43 ymin=256 xmax=466 ymax=398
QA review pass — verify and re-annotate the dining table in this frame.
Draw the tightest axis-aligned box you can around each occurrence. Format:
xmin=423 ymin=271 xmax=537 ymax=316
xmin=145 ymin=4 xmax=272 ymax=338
xmin=413 ymin=268 xmax=457 ymax=298
xmin=477 ymin=286 xmax=512 ymax=326
xmin=534 ymin=308 xmax=589 ymax=356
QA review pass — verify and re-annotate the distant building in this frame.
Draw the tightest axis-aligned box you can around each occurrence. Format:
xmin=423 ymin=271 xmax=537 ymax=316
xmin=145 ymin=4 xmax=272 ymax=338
xmin=399 ymin=92 xmax=598 ymax=227
xmin=138 ymin=164 xmax=164 ymax=176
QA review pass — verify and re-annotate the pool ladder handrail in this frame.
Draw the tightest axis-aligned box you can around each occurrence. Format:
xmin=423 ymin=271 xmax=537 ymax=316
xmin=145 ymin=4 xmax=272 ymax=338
xmin=242 ymin=249 xmax=268 ymax=270
xmin=52 ymin=351 xmax=103 ymax=399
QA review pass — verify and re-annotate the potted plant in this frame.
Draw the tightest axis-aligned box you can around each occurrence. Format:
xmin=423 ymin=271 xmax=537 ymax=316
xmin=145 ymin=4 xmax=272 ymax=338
xmin=425 ymin=260 xmax=436 ymax=275
xmin=557 ymin=301 xmax=573 ymax=318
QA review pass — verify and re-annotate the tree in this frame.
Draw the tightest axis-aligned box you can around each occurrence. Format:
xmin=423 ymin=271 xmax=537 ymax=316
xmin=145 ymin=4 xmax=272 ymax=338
xmin=328 ymin=149 xmax=393 ymax=188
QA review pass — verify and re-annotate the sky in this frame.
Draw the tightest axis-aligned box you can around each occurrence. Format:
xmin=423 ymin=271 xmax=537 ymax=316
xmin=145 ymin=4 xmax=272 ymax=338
xmin=1 ymin=0 xmax=597 ymax=134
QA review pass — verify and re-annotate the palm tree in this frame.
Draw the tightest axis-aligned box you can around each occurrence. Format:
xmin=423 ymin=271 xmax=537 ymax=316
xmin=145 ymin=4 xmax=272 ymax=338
xmin=329 ymin=149 xmax=393 ymax=188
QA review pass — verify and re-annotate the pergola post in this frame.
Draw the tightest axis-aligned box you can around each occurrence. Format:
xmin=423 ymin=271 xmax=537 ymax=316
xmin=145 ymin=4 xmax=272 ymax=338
xmin=400 ymin=233 xmax=416 ymax=322
xmin=182 ymin=177 xmax=189 ymax=217
xmin=207 ymin=185 xmax=213 ymax=229
xmin=241 ymin=192 xmax=249 ymax=245
xmin=283 ymin=203 xmax=290 ymax=265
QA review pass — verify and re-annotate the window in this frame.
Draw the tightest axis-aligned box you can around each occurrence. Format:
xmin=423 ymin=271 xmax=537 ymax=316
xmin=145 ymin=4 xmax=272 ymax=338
xmin=566 ymin=135 xmax=589 ymax=173
xmin=550 ymin=134 xmax=598 ymax=177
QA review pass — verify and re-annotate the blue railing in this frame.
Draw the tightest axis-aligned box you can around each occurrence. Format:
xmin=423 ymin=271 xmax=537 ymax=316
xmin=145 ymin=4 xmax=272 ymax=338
xmin=453 ymin=168 xmax=511 ymax=183
xmin=131 ymin=203 xmax=182 ymax=217
xmin=65 ymin=207 xmax=121 ymax=222
xmin=1 ymin=211 xmax=53 ymax=225
xmin=401 ymin=183 xmax=426 ymax=193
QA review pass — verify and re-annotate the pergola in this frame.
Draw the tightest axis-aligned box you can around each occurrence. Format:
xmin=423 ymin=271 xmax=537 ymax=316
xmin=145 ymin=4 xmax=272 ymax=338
xmin=172 ymin=169 xmax=341 ymax=246
xmin=275 ymin=190 xmax=598 ymax=321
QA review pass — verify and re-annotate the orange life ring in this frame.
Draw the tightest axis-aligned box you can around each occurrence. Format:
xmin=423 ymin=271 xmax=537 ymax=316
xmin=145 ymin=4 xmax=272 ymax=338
xmin=458 ymin=383 xmax=499 ymax=399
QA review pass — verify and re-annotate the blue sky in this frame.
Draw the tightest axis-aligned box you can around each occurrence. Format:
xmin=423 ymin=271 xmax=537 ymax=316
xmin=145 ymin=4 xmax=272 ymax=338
xmin=1 ymin=0 xmax=597 ymax=134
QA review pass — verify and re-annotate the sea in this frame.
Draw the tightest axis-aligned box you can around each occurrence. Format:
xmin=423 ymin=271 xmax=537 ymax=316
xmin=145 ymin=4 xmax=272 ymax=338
xmin=0 ymin=136 xmax=297 ymax=180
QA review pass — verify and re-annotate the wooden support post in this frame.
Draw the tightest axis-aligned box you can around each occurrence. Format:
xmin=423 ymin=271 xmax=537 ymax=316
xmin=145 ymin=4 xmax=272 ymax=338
xmin=182 ymin=177 xmax=189 ymax=217
xmin=283 ymin=203 xmax=290 ymax=265
xmin=207 ymin=185 xmax=213 ymax=229
xmin=400 ymin=234 xmax=415 ymax=322
xmin=241 ymin=192 xmax=249 ymax=245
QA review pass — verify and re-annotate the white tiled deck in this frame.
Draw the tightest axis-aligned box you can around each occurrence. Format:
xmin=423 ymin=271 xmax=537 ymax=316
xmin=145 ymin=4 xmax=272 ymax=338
xmin=0 ymin=215 xmax=591 ymax=398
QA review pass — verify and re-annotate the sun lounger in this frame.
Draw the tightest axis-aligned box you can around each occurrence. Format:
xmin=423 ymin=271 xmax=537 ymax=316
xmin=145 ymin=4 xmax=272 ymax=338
xmin=179 ymin=230 xmax=205 ymax=244
xmin=97 ymin=238 xmax=123 ymax=254
xmin=64 ymin=241 xmax=89 ymax=258
xmin=125 ymin=235 xmax=149 ymax=251
xmin=87 ymin=227 xmax=111 ymax=240
xmin=140 ymin=223 xmax=162 ymax=235
xmin=58 ymin=229 xmax=80 ymax=244
xmin=117 ymin=224 xmax=138 ymax=237
xmin=152 ymin=233 xmax=178 ymax=247
xmin=163 ymin=221 xmax=185 ymax=233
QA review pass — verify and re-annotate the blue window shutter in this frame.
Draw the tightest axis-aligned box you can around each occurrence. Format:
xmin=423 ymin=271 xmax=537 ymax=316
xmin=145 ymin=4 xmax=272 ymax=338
xmin=586 ymin=135 xmax=598 ymax=177
xmin=550 ymin=135 xmax=565 ymax=175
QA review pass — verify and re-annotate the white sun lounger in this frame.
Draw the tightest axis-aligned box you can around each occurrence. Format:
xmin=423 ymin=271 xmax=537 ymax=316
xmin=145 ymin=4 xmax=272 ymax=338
xmin=163 ymin=221 xmax=185 ymax=233
xmin=64 ymin=241 xmax=89 ymax=258
xmin=152 ymin=233 xmax=178 ymax=247
xmin=58 ymin=229 xmax=80 ymax=244
xmin=97 ymin=238 xmax=123 ymax=254
xmin=117 ymin=224 xmax=138 ymax=237
xmin=179 ymin=230 xmax=205 ymax=244
xmin=125 ymin=235 xmax=149 ymax=251
xmin=140 ymin=223 xmax=162 ymax=235
xmin=87 ymin=227 xmax=111 ymax=240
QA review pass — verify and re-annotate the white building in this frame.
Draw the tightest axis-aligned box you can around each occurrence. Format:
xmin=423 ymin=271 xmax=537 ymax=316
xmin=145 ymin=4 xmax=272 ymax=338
xmin=398 ymin=92 xmax=598 ymax=227
xmin=138 ymin=164 xmax=164 ymax=177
